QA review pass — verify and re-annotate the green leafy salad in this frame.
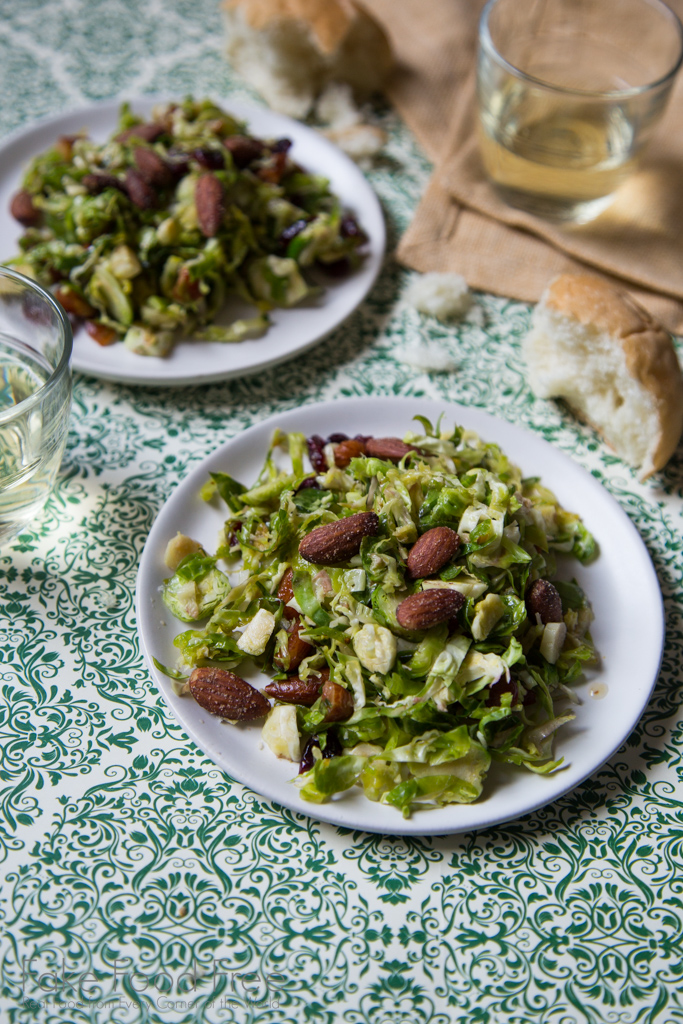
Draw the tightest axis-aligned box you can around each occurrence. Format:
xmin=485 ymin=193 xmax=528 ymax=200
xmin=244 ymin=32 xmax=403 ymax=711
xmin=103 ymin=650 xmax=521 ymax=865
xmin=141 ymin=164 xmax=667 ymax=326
xmin=158 ymin=419 xmax=599 ymax=818
xmin=7 ymin=97 xmax=367 ymax=356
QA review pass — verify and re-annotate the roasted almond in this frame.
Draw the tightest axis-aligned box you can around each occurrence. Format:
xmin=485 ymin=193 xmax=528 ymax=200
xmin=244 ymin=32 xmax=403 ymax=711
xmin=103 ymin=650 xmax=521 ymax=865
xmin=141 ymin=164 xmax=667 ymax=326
xmin=116 ymin=121 xmax=167 ymax=144
xmin=10 ymin=189 xmax=41 ymax=227
xmin=264 ymin=674 xmax=324 ymax=706
xmin=365 ymin=437 xmax=420 ymax=463
xmin=224 ymin=134 xmax=264 ymax=168
xmin=125 ymin=168 xmax=156 ymax=210
xmin=195 ymin=172 xmax=225 ymax=237
xmin=396 ymin=588 xmax=465 ymax=630
xmin=321 ymin=679 xmax=354 ymax=722
xmin=526 ymin=579 xmax=563 ymax=624
xmin=407 ymin=527 xmax=460 ymax=579
xmin=277 ymin=567 xmax=297 ymax=620
xmin=188 ymin=666 xmax=270 ymax=721
xmin=134 ymin=146 xmax=172 ymax=187
xmin=299 ymin=511 xmax=379 ymax=565
xmin=334 ymin=438 xmax=367 ymax=467
xmin=273 ymin=615 xmax=314 ymax=672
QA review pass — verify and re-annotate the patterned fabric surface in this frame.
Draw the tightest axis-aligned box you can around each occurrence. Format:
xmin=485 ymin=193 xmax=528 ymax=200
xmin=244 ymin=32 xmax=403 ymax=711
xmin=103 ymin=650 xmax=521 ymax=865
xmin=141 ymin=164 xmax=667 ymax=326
xmin=1 ymin=2 xmax=683 ymax=1022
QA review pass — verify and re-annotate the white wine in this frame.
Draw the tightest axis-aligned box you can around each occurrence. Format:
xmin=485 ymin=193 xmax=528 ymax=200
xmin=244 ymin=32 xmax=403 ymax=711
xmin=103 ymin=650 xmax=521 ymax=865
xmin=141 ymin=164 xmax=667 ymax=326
xmin=0 ymin=333 xmax=67 ymax=541
xmin=0 ymin=336 xmax=50 ymax=410
xmin=479 ymin=82 xmax=637 ymax=221
xmin=477 ymin=0 xmax=682 ymax=223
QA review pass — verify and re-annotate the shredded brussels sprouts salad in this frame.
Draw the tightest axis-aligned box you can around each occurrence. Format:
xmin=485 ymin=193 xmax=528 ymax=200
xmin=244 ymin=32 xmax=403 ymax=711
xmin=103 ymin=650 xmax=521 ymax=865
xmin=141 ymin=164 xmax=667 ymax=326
xmin=6 ymin=97 xmax=368 ymax=356
xmin=157 ymin=418 xmax=599 ymax=818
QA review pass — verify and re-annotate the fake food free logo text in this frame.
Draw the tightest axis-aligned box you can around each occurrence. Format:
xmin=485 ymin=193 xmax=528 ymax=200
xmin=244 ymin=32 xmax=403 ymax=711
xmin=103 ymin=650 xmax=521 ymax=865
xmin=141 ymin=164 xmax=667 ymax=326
xmin=20 ymin=956 xmax=285 ymax=1011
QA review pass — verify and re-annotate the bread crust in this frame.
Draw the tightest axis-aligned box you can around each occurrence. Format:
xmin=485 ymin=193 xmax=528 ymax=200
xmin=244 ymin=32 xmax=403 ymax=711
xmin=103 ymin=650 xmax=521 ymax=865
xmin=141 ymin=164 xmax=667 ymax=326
xmin=543 ymin=273 xmax=683 ymax=476
xmin=225 ymin=0 xmax=373 ymax=55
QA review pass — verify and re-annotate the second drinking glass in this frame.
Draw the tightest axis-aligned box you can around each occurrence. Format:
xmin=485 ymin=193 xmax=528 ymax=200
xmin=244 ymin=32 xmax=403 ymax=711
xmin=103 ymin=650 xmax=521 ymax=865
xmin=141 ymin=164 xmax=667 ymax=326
xmin=477 ymin=0 xmax=683 ymax=223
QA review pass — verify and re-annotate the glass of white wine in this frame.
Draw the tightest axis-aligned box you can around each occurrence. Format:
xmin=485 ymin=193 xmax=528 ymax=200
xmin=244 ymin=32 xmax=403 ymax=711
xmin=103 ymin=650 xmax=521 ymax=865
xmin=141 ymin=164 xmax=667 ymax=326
xmin=477 ymin=0 xmax=683 ymax=223
xmin=0 ymin=267 xmax=72 ymax=545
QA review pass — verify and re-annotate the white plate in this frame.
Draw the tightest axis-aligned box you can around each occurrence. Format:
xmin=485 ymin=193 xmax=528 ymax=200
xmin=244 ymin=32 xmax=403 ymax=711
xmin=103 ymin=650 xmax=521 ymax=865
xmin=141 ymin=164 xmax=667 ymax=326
xmin=0 ymin=97 xmax=385 ymax=387
xmin=136 ymin=397 xmax=664 ymax=835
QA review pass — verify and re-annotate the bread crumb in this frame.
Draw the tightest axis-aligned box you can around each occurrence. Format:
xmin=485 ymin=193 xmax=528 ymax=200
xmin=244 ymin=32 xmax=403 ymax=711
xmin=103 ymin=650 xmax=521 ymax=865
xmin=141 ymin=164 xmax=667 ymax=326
xmin=399 ymin=340 xmax=458 ymax=373
xmin=405 ymin=272 xmax=471 ymax=321
xmin=464 ymin=304 xmax=486 ymax=328
xmin=316 ymin=82 xmax=360 ymax=130
xmin=317 ymin=84 xmax=386 ymax=163
xmin=324 ymin=122 xmax=386 ymax=162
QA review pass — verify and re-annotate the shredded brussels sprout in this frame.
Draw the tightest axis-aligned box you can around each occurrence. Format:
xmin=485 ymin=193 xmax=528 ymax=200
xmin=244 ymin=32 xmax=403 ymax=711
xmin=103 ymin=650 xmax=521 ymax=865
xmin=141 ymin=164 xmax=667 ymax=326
xmin=7 ymin=97 xmax=368 ymax=356
xmin=159 ymin=417 xmax=599 ymax=817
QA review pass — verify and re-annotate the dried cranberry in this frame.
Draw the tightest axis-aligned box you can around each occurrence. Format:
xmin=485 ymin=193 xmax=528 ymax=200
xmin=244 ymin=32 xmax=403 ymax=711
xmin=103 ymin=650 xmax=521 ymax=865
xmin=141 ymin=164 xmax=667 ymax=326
xmin=327 ymin=433 xmax=348 ymax=444
xmin=299 ymin=735 xmax=320 ymax=774
xmin=318 ymin=258 xmax=351 ymax=278
xmin=193 ymin=147 xmax=225 ymax=170
xmin=256 ymin=151 xmax=288 ymax=184
xmin=354 ymin=434 xmax=372 ymax=444
xmin=81 ymin=172 xmax=127 ymax=196
xmin=321 ymin=729 xmax=342 ymax=758
xmin=166 ymin=149 xmax=191 ymax=179
xmin=340 ymin=215 xmax=363 ymax=238
xmin=306 ymin=435 xmax=327 ymax=474
xmin=22 ymin=294 xmax=51 ymax=325
xmin=280 ymin=219 xmax=308 ymax=245
xmin=296 ymin=477 xmax=320 ymax=491
xmin=299 ymin=729 xmax=342 ymax=774
xmin=486 ymin=676 xmax=519 ymax=707
xmin=225 ymin=521 xmax=242 ymax=550
xmin=271 ymin=138 xmax=292 ymax=154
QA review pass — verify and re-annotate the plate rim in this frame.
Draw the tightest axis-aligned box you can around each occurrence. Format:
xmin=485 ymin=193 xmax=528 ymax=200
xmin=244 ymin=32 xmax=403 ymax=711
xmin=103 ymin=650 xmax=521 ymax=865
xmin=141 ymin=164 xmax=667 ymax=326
xmin=0 ymin=94 xmax=386 ymax=387
xmin=135 ymin=396 xmax=665 ymax=836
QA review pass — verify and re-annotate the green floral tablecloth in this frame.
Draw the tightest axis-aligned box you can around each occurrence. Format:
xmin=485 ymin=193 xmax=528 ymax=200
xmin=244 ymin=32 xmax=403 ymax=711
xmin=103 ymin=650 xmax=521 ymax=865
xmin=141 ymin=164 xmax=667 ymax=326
xmin=2 ymin=2 xmax=683 ymax=1021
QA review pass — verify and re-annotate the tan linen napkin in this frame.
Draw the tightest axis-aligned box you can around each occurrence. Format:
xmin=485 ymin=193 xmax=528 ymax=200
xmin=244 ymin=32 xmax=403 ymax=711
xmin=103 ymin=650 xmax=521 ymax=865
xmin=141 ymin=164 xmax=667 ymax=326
xmin=363 ymin=0 xmax=683 ymax=331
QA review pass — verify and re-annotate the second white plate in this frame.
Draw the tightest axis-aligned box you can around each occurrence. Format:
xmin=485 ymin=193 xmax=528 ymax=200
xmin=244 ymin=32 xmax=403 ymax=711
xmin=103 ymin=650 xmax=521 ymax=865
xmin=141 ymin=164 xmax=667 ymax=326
xmin=136 ymin=397 xmax=664 ymax=835
xmin=0 ymin=97 xmax=385 ymax=387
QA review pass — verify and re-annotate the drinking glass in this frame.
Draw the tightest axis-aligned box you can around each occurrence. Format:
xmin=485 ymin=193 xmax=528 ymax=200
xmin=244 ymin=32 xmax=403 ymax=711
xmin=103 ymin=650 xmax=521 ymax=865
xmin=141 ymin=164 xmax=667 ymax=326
xmin=0 ymin=267 xmax=72 ymax=544
xmin=477 ymin=0 xmax=683 ymax=223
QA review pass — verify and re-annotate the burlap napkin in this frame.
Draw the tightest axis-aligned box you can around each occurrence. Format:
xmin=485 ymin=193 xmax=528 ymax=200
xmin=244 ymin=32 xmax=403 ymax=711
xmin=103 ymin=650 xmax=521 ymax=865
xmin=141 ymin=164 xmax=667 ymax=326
xmin=364 ymin=0 xmax=683 ymax=331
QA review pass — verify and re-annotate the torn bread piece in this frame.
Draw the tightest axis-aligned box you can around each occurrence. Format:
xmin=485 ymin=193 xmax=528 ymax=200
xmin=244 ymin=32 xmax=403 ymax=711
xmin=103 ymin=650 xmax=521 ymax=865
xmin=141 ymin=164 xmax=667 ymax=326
xmin=406 ymin=271 xmax=471 ymax=321
xmin=523 ymin=273 xmax=683 ymax=478
xmin=223 ymin=0 xmax=393 ymax=118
